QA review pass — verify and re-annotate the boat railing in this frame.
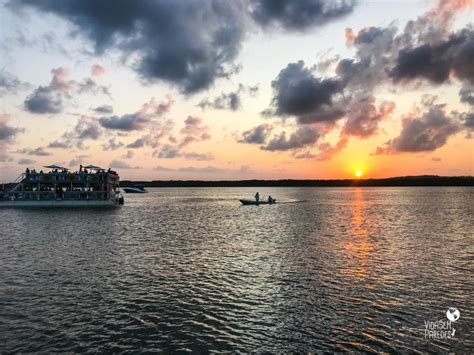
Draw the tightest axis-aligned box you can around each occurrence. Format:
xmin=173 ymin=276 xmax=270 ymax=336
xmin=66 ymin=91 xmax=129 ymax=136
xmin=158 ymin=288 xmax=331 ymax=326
xmin=6 ymin=173 xmax=26 ymax=192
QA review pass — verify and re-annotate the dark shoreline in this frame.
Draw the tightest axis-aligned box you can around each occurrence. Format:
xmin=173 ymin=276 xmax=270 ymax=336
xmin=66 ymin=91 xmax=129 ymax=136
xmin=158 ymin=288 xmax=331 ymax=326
xmin=120 ymin=175 xmax=474 ymax=188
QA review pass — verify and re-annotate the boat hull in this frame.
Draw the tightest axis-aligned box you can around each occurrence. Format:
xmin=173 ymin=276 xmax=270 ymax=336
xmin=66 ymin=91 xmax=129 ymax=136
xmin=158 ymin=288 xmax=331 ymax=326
xmin=240 ymin=199 xmax=276 ymax=205
xmin=123 ymin=187 xmax=148 ymax=193
xmin=0 ymin=200 xmax=121 ymax=207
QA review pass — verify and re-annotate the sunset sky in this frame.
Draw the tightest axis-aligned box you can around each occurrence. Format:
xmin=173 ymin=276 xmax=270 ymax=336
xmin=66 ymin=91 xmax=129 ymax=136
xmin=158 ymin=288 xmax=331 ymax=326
xmin=0 ymin=0 xmax=473 ymax=182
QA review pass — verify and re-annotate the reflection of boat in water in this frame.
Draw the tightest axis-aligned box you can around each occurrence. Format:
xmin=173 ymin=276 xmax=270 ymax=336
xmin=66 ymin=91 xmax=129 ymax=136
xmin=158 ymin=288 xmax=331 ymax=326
xmin=122 ymin=185 xmax=148 ymax=193
xmin=240 ymin=199 xmax=276 ymax=205
xmin=0 ymin=164 xmax=124 ymax=207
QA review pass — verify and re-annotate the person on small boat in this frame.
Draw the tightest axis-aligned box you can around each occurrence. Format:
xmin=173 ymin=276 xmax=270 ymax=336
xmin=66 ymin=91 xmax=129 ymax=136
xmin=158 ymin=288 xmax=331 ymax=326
xmin=268 ymin=195 xmax=275 ymax=204
xmin=255 ymin=192 xmax=260 ymax=202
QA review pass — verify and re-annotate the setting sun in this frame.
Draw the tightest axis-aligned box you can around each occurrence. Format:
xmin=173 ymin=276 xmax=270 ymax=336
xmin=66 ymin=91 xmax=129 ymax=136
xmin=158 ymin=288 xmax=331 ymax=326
xmin=355 ymin=170 xmax=362 ymax=178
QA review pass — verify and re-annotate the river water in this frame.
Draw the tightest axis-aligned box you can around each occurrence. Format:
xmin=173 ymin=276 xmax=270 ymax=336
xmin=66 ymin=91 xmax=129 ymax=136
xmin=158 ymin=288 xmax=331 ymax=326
xmin=0 ymin=187 xmax=472 ymax=352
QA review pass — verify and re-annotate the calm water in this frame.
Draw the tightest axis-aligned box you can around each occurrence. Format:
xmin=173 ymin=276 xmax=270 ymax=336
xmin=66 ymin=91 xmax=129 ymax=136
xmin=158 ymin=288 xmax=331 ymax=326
xmin=0 ymin=187 xmax=473 ymax=352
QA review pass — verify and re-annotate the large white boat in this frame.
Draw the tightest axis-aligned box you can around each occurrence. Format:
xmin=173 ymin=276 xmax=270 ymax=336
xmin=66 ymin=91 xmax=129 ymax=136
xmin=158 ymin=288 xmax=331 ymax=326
xmin=0 ymin=164 xmax=124 ymax=207
xmin=122 ymin=185 xmax=148 ymax=193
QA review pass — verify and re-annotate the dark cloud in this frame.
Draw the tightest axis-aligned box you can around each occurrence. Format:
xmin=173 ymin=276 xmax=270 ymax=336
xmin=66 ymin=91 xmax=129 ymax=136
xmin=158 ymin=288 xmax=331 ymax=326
xmin=18 ymin=158 xmax=36 ymax=165
xmin=99 ymin=98 xmax=173 ymax=131
xmin=99 ymin=113 xmax=150 ymax=131
xmin=24 ymin=85 xmax=64 ymax=114
xmin=14 ymin=0 xmax=357 ymax=94
xmin=239 ymin=124 xmax=273 ymax=144
xmin=93 ymin=105 xmax=114 ymax=114
xmin=102 ymin=138 xmax=124 ymax=151
xmin=0 ymin=121 xmax=24 ymax=142
xmin=262 ymin=126 xmax=319 ymax=151
xmin=459 ymin=82 xmax=474 ymax=105
xmin=375 ymin=105 xmax=461 ymax=154
xmin=342 ymin=97 xmax=395 ymax=138
xmin=126 ymin=138 xmax=146 ymax=149
xmin=77 ymin=78 xmax=111 ymax=97
xmin=251 ymin=0 xmax=356 ymax=31
xmin=458 ymin=110 xmax=474 ymax=129
xmin=74 ymin=116 xmax=101 ymax=140
xmin=267 ymin=61 xmax=345 ymax=122
xmin=16 ymin=147 xmax=52 ymax=156
xmin=14 ymin=0 xmax=247 ymax=94
xmin=197 ymin=84 xmax=258 ymax=111
xmin=48 ymin=140 xmax=72 ymax=149
xmin=390 ymin=28 xmax=474 ymax=85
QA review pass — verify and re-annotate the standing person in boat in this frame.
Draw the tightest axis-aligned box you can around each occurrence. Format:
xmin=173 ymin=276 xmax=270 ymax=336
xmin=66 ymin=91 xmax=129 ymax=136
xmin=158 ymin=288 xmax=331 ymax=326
xmin=255 ymin=192 xmax=260 ymax=202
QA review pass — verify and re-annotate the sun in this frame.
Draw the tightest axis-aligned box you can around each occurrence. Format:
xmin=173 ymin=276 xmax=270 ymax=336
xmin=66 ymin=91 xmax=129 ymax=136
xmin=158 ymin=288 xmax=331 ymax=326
xmin=355 ymin=170 xmax=362 ymax=178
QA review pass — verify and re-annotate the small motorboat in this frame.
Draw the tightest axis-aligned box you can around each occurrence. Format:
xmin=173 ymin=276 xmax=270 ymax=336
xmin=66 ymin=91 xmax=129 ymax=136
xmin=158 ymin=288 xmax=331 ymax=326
xmin=240 ymin=198 xmax=276 ymax=205
xmin=122 ymin=185 xmax=148 ymax=193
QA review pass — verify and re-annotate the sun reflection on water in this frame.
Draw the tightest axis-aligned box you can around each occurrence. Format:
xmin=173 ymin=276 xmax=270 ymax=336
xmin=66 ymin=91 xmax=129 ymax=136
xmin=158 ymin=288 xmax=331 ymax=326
xmin=343 ymin=188 xmax=375 ymax=281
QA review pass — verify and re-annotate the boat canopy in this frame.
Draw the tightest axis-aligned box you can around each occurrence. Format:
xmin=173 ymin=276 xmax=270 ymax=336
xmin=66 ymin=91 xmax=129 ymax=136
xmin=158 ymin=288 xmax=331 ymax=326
xmin=43 ymin=164 xmax=67 ymax=170
xmin=84 ymin=165 xmax=102 ymax=170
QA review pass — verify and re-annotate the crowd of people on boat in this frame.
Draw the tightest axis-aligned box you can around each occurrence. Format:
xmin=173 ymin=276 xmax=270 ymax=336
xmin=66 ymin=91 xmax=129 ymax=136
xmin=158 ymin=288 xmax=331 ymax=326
xmin=24 ymin=165 xmax=118 ymax=175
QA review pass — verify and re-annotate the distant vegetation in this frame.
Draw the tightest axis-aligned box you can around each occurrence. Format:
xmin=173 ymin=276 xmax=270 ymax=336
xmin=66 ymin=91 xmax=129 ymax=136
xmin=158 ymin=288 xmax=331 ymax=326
xmin=120 ymin=176 xmax=474 ymax=187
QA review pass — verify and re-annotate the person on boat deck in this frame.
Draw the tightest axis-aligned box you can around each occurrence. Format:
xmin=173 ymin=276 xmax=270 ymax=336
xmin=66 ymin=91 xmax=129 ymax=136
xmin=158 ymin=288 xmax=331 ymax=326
xmin=268 ymin=195 xmax=274 ymax=203
xmin=255 ymin=192 xmax=260 ymax=202
xmin=25 ymin=168 xmax=30 ymax=174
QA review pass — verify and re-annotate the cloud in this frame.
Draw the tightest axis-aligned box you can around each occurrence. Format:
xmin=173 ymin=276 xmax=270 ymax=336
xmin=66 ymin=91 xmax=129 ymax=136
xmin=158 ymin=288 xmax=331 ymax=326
xmin=0 ymin=70 xmax=29 ymax=96
xmin=77 ymin=78 xmax=111 ymax=97
xmin=154 ymin=144 xmax=214 ymax=160
xmin=102 ymin=138 xmax=124 ymax=151
xmin=99 ymin=97 xmax=173 ymax=131
xmin=197 ymin=84 xmax=258 ymax=111
xmin=390 ymin=28 xmax=474 ymax=85
xmin=18 ymin=158 xmax=36 ymax=165
xmin=109 ymin=159 xmax=137 ymax=169
xmin=459 ymin=82 xmax=474 ymax=105
xmin=93 ymin=105 xmax=114 ymax=114
xmin=16 ymin=147 xmax=52 ymax=156
xmin=154 ymin=164 xmax=250 ymax=174
xmin=432 ymin=157 xmax=442 ymax=162
xmin=294 ymin=136 xmax=348 ymax=160
xmin=0 ymin=118 xmax=24 ymax=142
xmin=14 ymin=1 xmax=357 ymax=94
xmin=342 ymin=97 xmax=396 ymax=138
xmin=126 ymin=137 xmax=146 ymax=149
xmin=121 ymin=150 xmax=135 ymax=159
xmin=24 ymin=85 xmax=64 ymax=114
xmin=266 ymin=61 xmax=345 ymax=123
xmin=250 ymin=0 xmax=356 ymax=31
xmin=375 ymin=105 xmax=461 ymax=154
xmin=49 ymin=116 xmax=102 ymax=149
xmin=262 ymin=126 xmax=319 ymax=151
xmin=73 ymin=116 xmax=102 ymax=140
xmin=24 ymin=66 xmax=113 ymax=115
xmin=99 ymin=113 xmax=151 ymax=131
xmin=91 ymin=64 xmax=106 ymax=76
xmin=48 ymin=141 xmax=72 ymax=149
xmin=14 ymin=1 xmax=247 ymax=94
xmin=239 ymin=124 xmax=273 ymax=144
xmin=179 ymin=116 xmax=211 ymax=147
